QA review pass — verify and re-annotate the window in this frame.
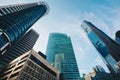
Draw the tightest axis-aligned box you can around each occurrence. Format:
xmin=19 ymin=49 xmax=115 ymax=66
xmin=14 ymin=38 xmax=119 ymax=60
xmin=1 ymin=9 xmax=7 ymax=15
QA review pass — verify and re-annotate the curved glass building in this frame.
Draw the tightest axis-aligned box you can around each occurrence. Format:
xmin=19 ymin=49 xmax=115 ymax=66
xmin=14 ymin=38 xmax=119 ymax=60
xmin=46 ymin=33 xmax=80 ymax=80
xmin=0 ymin=2 xmax=49 ymax=55
xmin=81 ymin=21 xmax=120 ymax=74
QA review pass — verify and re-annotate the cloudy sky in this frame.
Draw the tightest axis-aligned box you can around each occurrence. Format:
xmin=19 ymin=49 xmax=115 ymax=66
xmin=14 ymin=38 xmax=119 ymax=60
xmin=1 ymin=0 xmax=120 ymax=76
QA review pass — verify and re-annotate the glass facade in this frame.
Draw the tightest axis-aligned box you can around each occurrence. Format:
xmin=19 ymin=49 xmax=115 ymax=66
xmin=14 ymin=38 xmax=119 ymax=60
xmin=81 ymin=21 xmax=120 ymax=74
xmin=46 ymin=33 xmax=80 ymax=80
xmin=0 ymin=2 xmax=49 ymax=55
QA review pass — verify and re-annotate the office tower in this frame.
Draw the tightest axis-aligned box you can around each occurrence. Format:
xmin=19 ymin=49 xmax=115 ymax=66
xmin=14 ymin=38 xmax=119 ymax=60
xmin=85 ymin=66 xmax=113 ymax=80
xmin=0 ymin=29 xmax=39 ymax=70
xmin=115 ymin=30 xmax=120 ymax=45
xmin=81 ymin=21 xmax=120 ymax=74
xmin=0 ymin=2 xmax=49 ymax=55
xmin=0 ymin=49 xmax=60 ymax=80
xmin=46 ymin=33 xmax=80 ymax=80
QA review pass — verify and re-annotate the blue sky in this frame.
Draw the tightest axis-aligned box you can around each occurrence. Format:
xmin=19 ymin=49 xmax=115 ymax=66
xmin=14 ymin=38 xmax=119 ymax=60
xmin=1 ymin=0 xmax=120 ymax=76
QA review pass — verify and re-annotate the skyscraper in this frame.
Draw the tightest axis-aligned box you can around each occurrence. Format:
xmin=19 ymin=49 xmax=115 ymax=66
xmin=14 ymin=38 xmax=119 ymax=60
xmin=81 ymin=20 xmax=120 ymax=74
xmin=0 ymin=2 xmax=49 ymax=55
xmin=115 ymin=30 xmax=120 ymax=45
xmin=0 ymin=29 xmax=39 ymax=71
xmin=46 ymin=33 xmax=80 ymax=80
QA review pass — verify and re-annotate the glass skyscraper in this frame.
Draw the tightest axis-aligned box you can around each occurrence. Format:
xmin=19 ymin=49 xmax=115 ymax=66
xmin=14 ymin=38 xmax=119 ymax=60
xmin=0 ymin=2 xmax=49 ymax=55
xmin=81 ymin=20 xmax=120 ymax=74
xmin=0 ymin=29 xmax=39 ymax=71
xmin=46 ymin=33 xmax=80 ymax=80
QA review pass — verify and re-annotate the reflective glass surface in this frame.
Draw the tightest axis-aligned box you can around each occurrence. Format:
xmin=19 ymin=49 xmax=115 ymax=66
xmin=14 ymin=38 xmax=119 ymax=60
xmin=46 ymin=33 xmax=80 ymax=80
xmin=81 ymin=21 xmax=120 ymax=73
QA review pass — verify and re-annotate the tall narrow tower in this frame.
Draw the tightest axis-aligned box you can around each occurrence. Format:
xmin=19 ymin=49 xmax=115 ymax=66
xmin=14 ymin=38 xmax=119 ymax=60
xmin=0 ymin=2 xmax=49 ymax=55
xmin=81 ymin=20 xmax=120 ymax=74
xmin=46 ymin=33 xmax=80 ymax=80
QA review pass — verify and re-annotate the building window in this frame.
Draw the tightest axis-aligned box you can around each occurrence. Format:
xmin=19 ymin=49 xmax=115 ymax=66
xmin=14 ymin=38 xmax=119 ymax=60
xmin=1 ymin=9 xmax=7 ymax=15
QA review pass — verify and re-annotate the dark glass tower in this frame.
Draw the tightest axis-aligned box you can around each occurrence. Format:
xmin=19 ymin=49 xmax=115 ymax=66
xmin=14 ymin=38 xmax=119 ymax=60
xmin=81 ymin=21 xmax=120 ymax=74
xmin=115 ymin=30 xmax=120 ymax=45
xmin=0 ymin=29 xmax=39 ymax=71
xmin=0 ymin=2 xmax=49 ymax=55
xmin=46 ymin=33 xmax=80 ymax=80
